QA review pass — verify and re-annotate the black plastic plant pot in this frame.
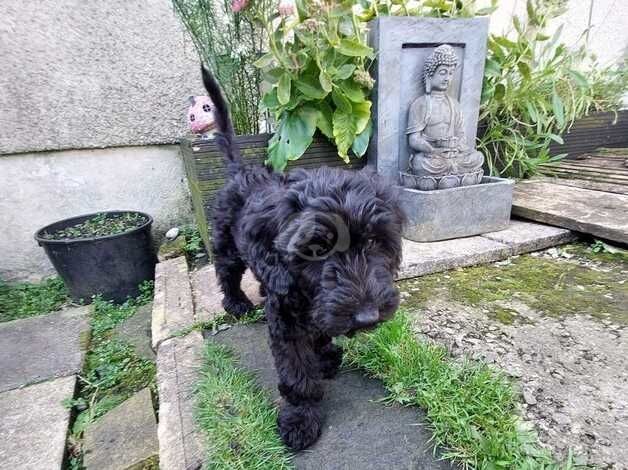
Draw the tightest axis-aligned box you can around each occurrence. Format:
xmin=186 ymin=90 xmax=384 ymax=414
xmin=35 ymin=211 xmax=156 ymax=303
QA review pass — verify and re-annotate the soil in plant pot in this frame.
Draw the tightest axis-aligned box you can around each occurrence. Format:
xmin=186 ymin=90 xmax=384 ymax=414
xmin=41 ymin=212 xmax=149 ymax=240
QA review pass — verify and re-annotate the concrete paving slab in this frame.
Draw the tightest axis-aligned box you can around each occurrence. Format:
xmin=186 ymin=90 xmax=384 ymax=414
xmin=0 ymin=375 xmax=76 ymax=470
xmin=512 ymin=180 xmax=628 ymax=244
xmin=114 ymin=302 xmax=155 ymax=362
xmin=190 ymin=265 xmax=263 ymax=322
xmin=481 ymin=220 xmax=578 ymax=255
xmin=0 ymin=306 xmax=90 ymax=393
xmin=83 ymin=387 xmax=158 ymax=470
xmin=156 ymin=331 xmax=205 ymax=470
xmin=210 ymin=323 xmax=453 ymax=470
xmin=399 ymin=236 xmax=511 ymax=280
xmin=151 ymin=256 xmax=195 ymax=349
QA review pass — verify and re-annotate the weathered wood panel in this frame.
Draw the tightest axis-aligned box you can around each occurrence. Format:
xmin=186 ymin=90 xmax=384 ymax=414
xmin=549 ymin=111 xmax=628 ymax=159
xmin=512 ymin=180 xmax=628 ymax=244
xmin=181 ymin=134 xmax=365 ymax=253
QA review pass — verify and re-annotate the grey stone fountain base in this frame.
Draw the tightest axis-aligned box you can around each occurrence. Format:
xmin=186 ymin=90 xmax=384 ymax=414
xmin=400 ymin=176 xmax=514 ymax=242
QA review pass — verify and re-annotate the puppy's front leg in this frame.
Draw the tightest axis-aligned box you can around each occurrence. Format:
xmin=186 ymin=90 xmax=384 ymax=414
xmin=265 ymin=296 xmax=324 ymax=450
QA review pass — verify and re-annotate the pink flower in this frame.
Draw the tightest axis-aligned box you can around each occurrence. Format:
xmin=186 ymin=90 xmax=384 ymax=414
xmin=278 ymin=0 xmax=295 ymax=17
xmin=231 ymin=0 xmax=248 ymax=13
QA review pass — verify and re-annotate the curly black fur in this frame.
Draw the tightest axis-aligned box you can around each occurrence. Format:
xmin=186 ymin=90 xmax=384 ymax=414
xmin=202 ymin=66 xmax=404 ymax=450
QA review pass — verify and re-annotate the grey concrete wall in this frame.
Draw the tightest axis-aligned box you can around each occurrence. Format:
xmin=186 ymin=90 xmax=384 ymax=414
xmin=0 ymin=0 xmax=202 ymax=154
xmin=0 ymin=145 xmax=192 ymax=282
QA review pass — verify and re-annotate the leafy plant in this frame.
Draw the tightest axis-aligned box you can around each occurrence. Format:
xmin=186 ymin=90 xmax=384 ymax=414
xmin=0 ymin=277 xmax=70 ymax=323
xmin=247 ymin=1 xmax=375 ymax=170
xmin=41 ymin=212 xmax=148 ymax=240
xmin=172 ymin=0 xmax=275 ymax=135
xmin=478 ymin=0 xmax=626 ymax=178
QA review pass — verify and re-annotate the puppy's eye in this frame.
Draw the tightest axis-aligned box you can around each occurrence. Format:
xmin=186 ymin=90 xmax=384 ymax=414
xmin=366 ymin=238 xmax=377 ymax=249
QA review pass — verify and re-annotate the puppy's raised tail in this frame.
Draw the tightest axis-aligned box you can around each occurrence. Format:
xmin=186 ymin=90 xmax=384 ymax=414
xmin=201 ymin=65 xmax=242 ymax=175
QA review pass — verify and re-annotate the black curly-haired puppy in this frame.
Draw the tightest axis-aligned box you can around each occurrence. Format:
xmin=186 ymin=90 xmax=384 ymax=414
xmin=202 ymin=66 xmax=404 ymax=450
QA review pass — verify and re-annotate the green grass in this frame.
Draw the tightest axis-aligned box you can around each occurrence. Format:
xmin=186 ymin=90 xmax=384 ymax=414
xmin=196 ymin=342 xmax=293 ymax=470
xmin=0 ymin=277 xmax=70 ymax=323
xmin=66 ymin=281 xmax=156 ymax=468
xmin=343 ymin=311 xmax=585 ymax=470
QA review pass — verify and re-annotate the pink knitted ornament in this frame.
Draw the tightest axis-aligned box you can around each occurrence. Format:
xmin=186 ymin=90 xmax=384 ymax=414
xmin=187 ymin=96 xmax=216 ymax=138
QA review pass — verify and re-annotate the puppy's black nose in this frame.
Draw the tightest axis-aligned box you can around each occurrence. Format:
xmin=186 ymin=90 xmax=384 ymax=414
xmin=355 ymin=307 xmax=379 ymax=328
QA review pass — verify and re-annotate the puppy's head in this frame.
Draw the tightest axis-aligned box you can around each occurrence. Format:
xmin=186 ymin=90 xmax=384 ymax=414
xmin=275 ymin=167 xmax=404 ymax=337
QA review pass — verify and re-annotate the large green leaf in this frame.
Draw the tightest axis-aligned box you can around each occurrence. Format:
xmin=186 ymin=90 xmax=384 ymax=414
xmin=278 ymin=74 xmax=291 ymax=105
xmin=351 ymin=119 xmax=372 ymax=157
xmin=331 ymin=89 xmax=352 ymax=113
xmin=294 ymin=73 xmax=328 ymax=100
xmin=333 ymin=108 xmax=357 ymax=162
xmin=253 ymin=52 xmax=275 ymax=68
xmin=316 ymin=100 xmax=334 ymax=139
xmin=352 ymin=100 xmax=372 ymax=134
xmin=338 ymin=80 xmax=365 ymax=103
xmin=334 ymin=64 xmax=356 ymax=80
xmin=551 ymin=89 xmax=565 ymax=128
xmin=261 ymin=88 xmax=280 ymax=111
xmin=335 ymin=38 xmax=374 ymax=59
xmin=266 ymin=106 xmax=319 ymax=171
xmin=319 ymin=69 xmax=333 ymax=93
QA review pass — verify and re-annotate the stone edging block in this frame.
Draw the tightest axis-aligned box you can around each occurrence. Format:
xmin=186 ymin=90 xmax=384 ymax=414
xmin=151 ymin=256 xmax=195 ymax=350
xmin=156 ymin=331 xmax=205 ymax=470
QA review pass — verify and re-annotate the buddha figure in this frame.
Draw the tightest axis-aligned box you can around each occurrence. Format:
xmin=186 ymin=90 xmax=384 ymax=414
xmin=401 ymin=44 xmax=485 ymax=190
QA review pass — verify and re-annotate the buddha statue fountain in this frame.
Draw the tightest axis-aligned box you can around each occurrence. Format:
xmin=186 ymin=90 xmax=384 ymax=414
xmin=400 ymin=44 xmax=485 ymax=190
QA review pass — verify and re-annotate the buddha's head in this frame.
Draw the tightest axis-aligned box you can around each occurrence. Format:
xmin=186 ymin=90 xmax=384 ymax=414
xmin=424 ymin=44 xmax=458 ymax=94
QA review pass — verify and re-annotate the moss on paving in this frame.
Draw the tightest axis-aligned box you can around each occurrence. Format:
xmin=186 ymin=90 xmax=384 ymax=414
xmin=399 ymin=243 xmax=628 ymax=325
xmin=66 ymin=282 xmax=157 ymax=469
xmin=196 ymin=342 xmax=293 ymax=470
xmin=344 ymin=311 xmax=585 ymax=469
xmin=0 ymin=277 xmax=70 ymax=323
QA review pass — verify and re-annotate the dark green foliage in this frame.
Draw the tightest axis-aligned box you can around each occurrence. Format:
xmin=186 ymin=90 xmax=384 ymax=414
xmin=196 ymin=342 xmax=293 ymax=469
xmin=0 ymin=277 xmax=70 ymax=323
xmin=180 ymin=224 xmax=206 ymax=261
xmin=41 ymin=212 xmax=148 ymax=240
xmin=479 ymin=0 xmax=627 ymax=178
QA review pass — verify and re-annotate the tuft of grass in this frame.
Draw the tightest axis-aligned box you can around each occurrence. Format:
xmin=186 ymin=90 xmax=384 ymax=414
xmin=343 ymin=311 xmax=584 ymax=469
xmin=181 ymin=224 xmax=206 ymax=260
xmin=196 ymin=342 xmax=293 ymax=470
xmin=0 ymin=277 xmax=70 ymax=323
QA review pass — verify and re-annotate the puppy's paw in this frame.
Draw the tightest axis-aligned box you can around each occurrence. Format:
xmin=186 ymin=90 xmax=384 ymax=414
xmin=222 ymin=296 xmax=254 ymax=318
xmin=319 ymin=344 xmax=343 ymax=379
xmin=278 ymin=403 xmax=322 ymax=450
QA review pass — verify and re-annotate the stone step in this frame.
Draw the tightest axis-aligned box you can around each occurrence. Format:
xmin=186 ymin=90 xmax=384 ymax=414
xmin=156 ymin=332 xmax=205 ymax=470
xmin=190 ymin=265 xmax=263 ymax=322
xmin=83 ymin=388 xmax=158 ymax=470
xmin=186 ymin=220 xmax=576 ymax=319
xmin=208 ymin=323 xmax=454 ymax=470
xmin=151 ymin=256 xmax=196 ymax=349
xmin=0 ymin=306 xmax=90 ymax=393
xmin=0 ymin=375 xmax=77 ymax=470
xmin=114 ymin=302 xmax=155 ymax=362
